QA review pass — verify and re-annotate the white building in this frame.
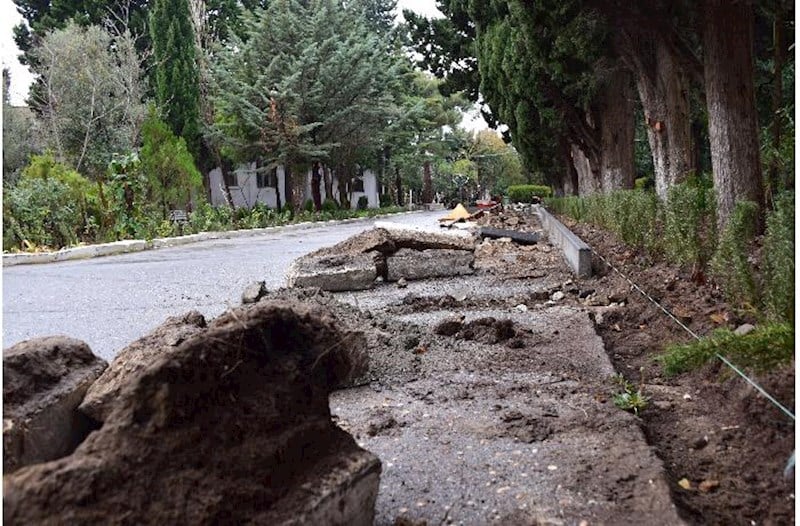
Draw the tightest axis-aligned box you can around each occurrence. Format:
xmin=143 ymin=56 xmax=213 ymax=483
xmin=208 ymin=162 xmax=380 ymax=209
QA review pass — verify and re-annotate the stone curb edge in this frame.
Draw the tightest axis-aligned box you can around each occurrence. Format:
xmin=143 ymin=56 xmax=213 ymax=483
xmin=532 ymin=204 xmax=592 ymax=278
xmin=3 ymin=210 xmax=420 ymax=267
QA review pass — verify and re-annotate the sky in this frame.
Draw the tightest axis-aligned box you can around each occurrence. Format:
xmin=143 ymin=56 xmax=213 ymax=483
xmin=0 ymin=0 xmax=487 ymax=130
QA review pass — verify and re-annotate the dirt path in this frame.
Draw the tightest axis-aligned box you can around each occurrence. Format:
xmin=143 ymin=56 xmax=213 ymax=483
xmin=318 ymin=216 xmax=685 ymax=525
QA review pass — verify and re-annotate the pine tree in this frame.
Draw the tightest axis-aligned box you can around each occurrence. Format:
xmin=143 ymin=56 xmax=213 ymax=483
xmin=150 ymin=0 xmax=201 ymax=158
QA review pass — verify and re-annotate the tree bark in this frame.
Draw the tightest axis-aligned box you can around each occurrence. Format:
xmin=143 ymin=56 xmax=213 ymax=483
xmin=323 ymin=164 xmax=333 ymax=202
xmin=616 ymin=29 xmax=693 ymax=199
xmin=559 ymin=137 xmax=579 ymax=196
xmin=703 ymin=0 xmax=764 ymax=231
xmin=422 ymin=159 xmax=433 ymax=203
xmin=596 ymin=69 xmax=636 ymax=193
xmin=311 ymin=161 xmax=322 ymax=211
xmin=337 ymin=164 xmax=349 ymax=208
xmin=395 ymin=165 xmax=404 ymax=206
xmin=572 ymin=144 xmax=600 ymax=196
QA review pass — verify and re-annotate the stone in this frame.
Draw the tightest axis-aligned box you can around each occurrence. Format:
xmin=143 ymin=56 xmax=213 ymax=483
xmin=286 ymin=251 xmax=380 ymax=291
xmin=514 ymin=304 xmax=529 ymax=313
xmin=241 ymin=281 xmax=267 ymax=304
xmin=734 ymin=323 xmax=756 ymax=336
xmin=80 ymin=311 xmax=207 ymax=422
xmin=397 ymin=277 xmax=408 ymax=289
xmin=374 ymin=222 xmax=475 ymax=252
xmin=386 ymin=248 xmax=474 ymax=282
xmin=4 ymin=300 xmax=380 ymax=526
xmin=551 ymin=291 xmax=565 ymax=302
xmin=3 ymin=337 xmax=107 ymax=474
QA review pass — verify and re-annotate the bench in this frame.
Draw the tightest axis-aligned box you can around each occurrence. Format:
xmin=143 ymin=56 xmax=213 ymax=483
xmin=169 ymin=210 xmax=188 ymax=223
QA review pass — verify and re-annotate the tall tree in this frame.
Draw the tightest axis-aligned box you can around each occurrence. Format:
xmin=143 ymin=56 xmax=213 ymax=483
xmin=150 ymin=0 xmax=201 ymax=157
xmin=30 ymin=22 xmax=146 ymax=179
xmin=703 ymin=0 xmax=764 ymax=230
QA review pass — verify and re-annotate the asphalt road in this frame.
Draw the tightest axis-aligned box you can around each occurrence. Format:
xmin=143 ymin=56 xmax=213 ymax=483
xmin=3 ymin=211 xmax=445 ymax=361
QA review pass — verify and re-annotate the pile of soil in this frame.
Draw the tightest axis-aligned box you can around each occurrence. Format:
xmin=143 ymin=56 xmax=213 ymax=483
xmin=566 ymin=219 xmax=795 ymax=525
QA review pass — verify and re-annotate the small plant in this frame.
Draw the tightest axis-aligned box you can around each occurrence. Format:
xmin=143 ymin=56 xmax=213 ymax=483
xmin=611 ymin=371 xmax=649 ymax=415
xmin=663 ymin=178 xmax=717 ymax=269
xmin=321 ymin=198 xmax=339 ymax=212
xmin=710 ymin=200 xmax=759 ymax=309
xmin=762 ymin=191 xmax=794 ymax=323
xmin=660 ymin=323 xmax=794 ymax=376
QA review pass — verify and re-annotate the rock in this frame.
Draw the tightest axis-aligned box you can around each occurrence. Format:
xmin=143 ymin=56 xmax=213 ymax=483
xmin=397 ymin=277 xmax=408 ymax=289
xmin=374 ymin=222 xmax=475 ymax=252
xmin=386 ymin=248 xmax=474 ymax=282
xmin=691 ymin=435 xmax=709 ymax=450
xmin=286 ymin=251 xmax=380 ymax=291
xmin=4 ymin=300 xmax=380 ymax=526
xmin=607 ymin=289 xmax=628 ymax=303
xmin=80 ymin=311 xmax=207 ymax=423
xmin=734 ymin=323 xmax=756 ymax=336
xmin=677 ymin=478 xmax=693 ymax=490
xmin=3 ymin=337 xmax=107 ymax=474
xmin=653 ymin=400 xmax=673 ymax=410
xmin=551 ymin=291 xmax=565 ymax=302
xmin=514 ymin=304 xmax=528 ymax=313
xmin=241 ymin=281 xmax=267 ymax=304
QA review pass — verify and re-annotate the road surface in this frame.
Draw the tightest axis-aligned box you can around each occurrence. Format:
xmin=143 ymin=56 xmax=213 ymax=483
xmin=3 ymin=211 xmax=444 ymax=361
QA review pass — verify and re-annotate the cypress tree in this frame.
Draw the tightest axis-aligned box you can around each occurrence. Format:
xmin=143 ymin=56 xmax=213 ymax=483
xmin=150 ymin=0 xmax=200 ymax=158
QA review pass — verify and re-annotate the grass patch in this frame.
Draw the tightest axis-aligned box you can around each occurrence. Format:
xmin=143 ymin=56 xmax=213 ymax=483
xmin=660 ymin=323 xmax=794 ymax=376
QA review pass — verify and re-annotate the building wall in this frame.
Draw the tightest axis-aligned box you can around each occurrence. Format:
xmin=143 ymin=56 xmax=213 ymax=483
xmin=210 ymin=163 xmax=378 ymax=209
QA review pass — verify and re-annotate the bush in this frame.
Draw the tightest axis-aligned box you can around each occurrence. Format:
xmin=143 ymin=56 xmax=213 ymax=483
xmin=663 ymin=179 xmax=716 ymax=268
xmin=710 ymin=201 xmax=759 ymax=309
xmin=4 ymin=155 xmax=98 ymax=250
xmin=4 ymin=176 xmax=83 ymax=250
xmin=660 ymin=324 xmax=794 ymax=376
xmin=762 ymin=192 xmax=794 ymax=322
xmin=303 ymin=199 xmax=315 ymax=212
xmin=508 ymin=184 xmax=552 ymax=203
xmin=357 ymin=195 xmax=369 ymax=210
xmin=605 ymin=190 xmax=661 ymax=253
xmin=379 ymin=193 xmax=393 ymax=208
xmin=322 ymin=198 xmax=339 ymax=212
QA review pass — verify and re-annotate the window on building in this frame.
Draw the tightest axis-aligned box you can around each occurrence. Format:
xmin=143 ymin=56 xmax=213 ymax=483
xmin=223 ymin=170 xmax=238 ymax=187
xmin=257 ymin=168 xmax=278 ymax=188
xmin=353 ymin=172 xmax=365 ymax=192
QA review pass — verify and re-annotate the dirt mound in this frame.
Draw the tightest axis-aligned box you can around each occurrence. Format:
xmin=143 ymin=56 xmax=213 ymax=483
xmin=4 ymin=300 xmax=380 ymax=525
xmin=433 ymin=316 xmax=517 ymax=345
xmin=80 ymin=310 xmax=207 ymax=422
xmin=3 ymin=336 xmax=107 ymax=473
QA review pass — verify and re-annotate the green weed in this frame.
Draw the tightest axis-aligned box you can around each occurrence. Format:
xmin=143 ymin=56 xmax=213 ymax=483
xmin=710 ymin=201 xmax=759 ymax=309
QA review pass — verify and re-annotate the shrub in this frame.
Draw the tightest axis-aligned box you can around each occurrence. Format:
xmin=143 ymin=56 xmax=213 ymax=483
xmin=762 ymin=192 xmax=794 ymax=322
xmin=4 ymin=176 xmax=83 ymax=249
xmin=379 ymin=193 xmax=393 ymax=208
xmin=303 ymin=199 xmax=315 ymax=212
xmin=663 ymin=179 xmax=717 ymax=268
xmin=508 ymin=184 xmax=552 ymax=203
xmin=322 ymin=198 xmax=339 ymax=212
xmin=660 ymin=324 xmax=794 ymax=376
xmin=710 ymin=200 xmax=759 ymax=309
xmin=605 ymin=190 xmax=661 ymax=253
xmin=4 ymin=155 xmax=98 ymax=249
xmin=357 ymin=195 xmax=369 ymax=210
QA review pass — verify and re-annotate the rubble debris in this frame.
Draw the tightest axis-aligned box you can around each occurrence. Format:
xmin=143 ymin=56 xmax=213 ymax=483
xmin=3 ymin=337 xmax=107 ymax=473
xmin=438 ymin=203 xmax=472 ymax=222
xmin=4 ymin=301 xmax=381 ymax=526
xmin=287 ymin=251 xmax=380 ymax=291
xmin=386 ymin=248 xmax=474 ymax=282
xmin=80 ymin=311 xmax=207 ymax=422
xmin=287 ymin=226 xmax=475 ymax=291
xmin=432 ymin=316 xmax=516 ymax=345
xmin=479 ymin=227 xmax=541 ymax=245
xmin=241 ymin=280 xmax=267 ymax=304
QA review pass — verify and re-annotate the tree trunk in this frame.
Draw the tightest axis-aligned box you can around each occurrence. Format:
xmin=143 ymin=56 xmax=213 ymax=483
xmin=337 ymin=165 xmax=349 ymax=209
xmin=422 ymin=160 xmax=433 ymax=203
xmin=572 ymin=144 xmax=600 ymax=196
xmin=558 ymin=137 xmax=579 ymax=196
xmin=284 ymin=165 xmax=294 ymax=214
xmin=395 ymin=166 xmax=404 ymax=206
xmin=616 ymin=30 xmax=693 ymax=199
xmin=311 ymin=161 xmax=322 ymax=211
xmin=703 ymin=0 xmax=764 ymax=231
xmin=597 ymin=69 xmax=636 ymax=193
xmin=323 ymin=164 xmax=333 ymax=202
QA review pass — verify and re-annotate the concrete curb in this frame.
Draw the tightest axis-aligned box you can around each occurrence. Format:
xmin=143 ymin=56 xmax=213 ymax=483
xmin=533 ymin=205 xmax=592 ymax=278
xmin=3 ymin=210 xmax=420 ymax=267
